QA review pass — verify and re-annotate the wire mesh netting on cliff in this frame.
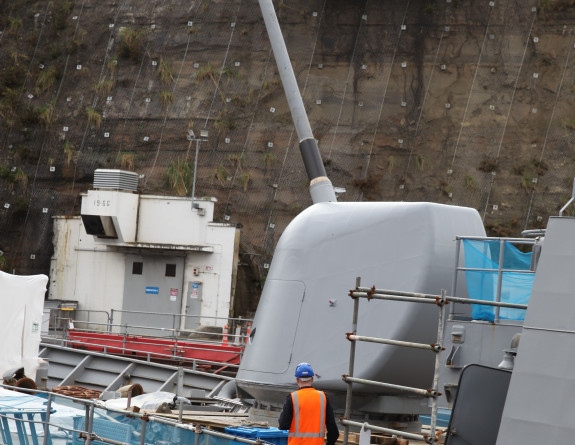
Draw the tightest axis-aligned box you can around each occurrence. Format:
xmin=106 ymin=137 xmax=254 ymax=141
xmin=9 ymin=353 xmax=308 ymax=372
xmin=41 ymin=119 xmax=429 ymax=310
xmin=1 ymin=0 xmax=575 ymax=276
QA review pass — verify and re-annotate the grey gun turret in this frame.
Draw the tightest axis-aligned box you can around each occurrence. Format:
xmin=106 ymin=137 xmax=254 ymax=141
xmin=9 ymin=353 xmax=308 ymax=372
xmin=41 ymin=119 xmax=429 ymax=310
xmin=235 ymin=0 xmax=486 ymax=414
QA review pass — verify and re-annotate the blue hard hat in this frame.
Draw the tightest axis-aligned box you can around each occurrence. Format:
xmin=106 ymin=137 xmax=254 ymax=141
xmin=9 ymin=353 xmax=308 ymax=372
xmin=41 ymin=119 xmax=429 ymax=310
xmin=295 ymin=363 xmax=314 ymax=378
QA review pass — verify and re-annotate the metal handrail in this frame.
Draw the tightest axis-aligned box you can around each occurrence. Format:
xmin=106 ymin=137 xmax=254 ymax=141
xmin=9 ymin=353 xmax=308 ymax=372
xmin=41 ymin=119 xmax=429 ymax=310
xmin=75 ymin=309 xmax=112 ymax=324
xmin=66 ymin=331 xmax=244 ymax=351
xmin=341 ymin=419 xmax=430 ymax=443
xmin=111 ymin=308 xmax=249 ymax=323
xmin=58 ymin=323 xmax=248 ymax=345
xmin=61 ymin=340 xmax=240 ymax=369
xmin=109 ymin=310 xmax=253 ymax=343
xmin=342 ymin=375 xmax=439 ymax=398
xmin=0 ymin=383 xmax=261 ymax=445
xmin=346 ymin=333 xmax=442 ymax=352
xmin=41 ymin=330 xmax=243 ymax=370
xmin=49 ymin=309 xmax=253 ymax=343
xmin=454 ymin=235 xmax=536 ymax=243
xmin=559 ymin=178 xmax=575 ymax=216
xmin=110 ymin=309 xmax=251 ymax=333
xmin=45 ymin=309 xmax=254 ymax=372
xmin=450 ymin=236 xmax=536 ymax=321
xmin=454 ymin=266 xmax=533 ymax=274
xmin=351 ymin=288 xmax=528 ymax=310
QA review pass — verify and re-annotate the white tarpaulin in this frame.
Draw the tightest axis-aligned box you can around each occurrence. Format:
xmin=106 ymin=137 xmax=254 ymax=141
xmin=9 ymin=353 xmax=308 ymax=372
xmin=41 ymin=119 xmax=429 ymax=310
xmin=0 ymin=271 xmax=48 ymax=380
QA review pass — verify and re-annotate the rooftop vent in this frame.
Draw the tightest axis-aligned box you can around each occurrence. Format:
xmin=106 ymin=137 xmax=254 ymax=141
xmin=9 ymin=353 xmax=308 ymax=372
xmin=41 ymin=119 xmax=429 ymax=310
xmin=93 ymin=169 xmax=139 ymax=192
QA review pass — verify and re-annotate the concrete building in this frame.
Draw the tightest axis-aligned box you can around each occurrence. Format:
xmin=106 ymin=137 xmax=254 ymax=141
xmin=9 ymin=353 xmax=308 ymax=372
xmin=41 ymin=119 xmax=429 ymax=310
xmin=48 ymin=170 xmax=240 ymax=334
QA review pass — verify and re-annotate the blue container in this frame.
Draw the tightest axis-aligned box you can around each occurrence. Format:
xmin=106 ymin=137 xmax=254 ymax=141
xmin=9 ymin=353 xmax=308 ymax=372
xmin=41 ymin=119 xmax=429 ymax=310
xmin=419 ymin=408 xmax=452 ymax=428
xmin=225 ymin=426 xmax=289 ymax=445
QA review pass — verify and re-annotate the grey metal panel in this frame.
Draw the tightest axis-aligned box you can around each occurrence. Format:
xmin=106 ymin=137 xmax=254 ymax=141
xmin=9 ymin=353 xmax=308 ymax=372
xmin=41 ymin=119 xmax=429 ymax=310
xmin=438 ymin=319 xmax=523 ymax=410
xmin=158 ymin=371 xmax=179 ymax=392
xmin=521 ymin=225 xmax=575 ymax=332
xmin=237 ymin=202 xmax=486 ymax=406
xmin=59 ymin=355 xmax=93 ymax=386
xmin=242 ymin=280 xmax=305 ymax=374
xmin=39 ymin=343 xmax=230 ymax=398
xmin=104 ymin=363 xmax=137 ymax=391
xmin=445 ymin=365 xmax=511 ymax=445
xmin=39 ymin=346 xmax=92 ymax=386
xmin=497 ymin=217 xmax=575 ymax=444
xmin=497 ymin=330 xmax=575 ymax=443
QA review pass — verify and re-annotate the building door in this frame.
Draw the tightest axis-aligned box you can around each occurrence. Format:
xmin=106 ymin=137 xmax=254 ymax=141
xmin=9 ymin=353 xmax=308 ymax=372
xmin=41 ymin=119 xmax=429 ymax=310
xmin=122 ymin=254 xmax=184 ymax=336
xmin=184 ymin=281 xmax=203 ymax=331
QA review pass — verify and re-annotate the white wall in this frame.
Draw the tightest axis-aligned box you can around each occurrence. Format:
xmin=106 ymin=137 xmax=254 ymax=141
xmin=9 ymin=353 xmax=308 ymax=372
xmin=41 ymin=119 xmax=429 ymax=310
xmin=137 ymin=196 xmax=215 ymax=245
xmin=179 ymin=223 xmax=239 ymax=328
xmin=49 ymin=217 xmax=80 ymax=302
xmin=206 ymin=224 xmax=239 ymax=322
xmin=50 ymin=217 xmax=126 ymax=316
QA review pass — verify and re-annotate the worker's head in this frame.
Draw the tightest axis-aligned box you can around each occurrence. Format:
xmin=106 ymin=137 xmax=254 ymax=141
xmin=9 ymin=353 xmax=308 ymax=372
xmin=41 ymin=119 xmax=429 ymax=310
xmin=295 ymin=363 xmax=314 ymax=387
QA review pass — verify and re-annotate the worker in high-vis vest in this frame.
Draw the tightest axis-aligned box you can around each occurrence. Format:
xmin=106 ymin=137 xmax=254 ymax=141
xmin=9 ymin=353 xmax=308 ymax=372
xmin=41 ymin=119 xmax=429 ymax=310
xmin=278 ymin=363 xmax=340 ymax=445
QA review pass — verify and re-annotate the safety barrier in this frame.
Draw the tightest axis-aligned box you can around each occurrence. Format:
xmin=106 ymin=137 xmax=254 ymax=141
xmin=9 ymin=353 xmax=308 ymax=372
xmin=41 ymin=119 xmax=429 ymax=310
xmin=47 ymin=309 xmax=253 ymax=345
xmin=42 ymin=310 xmax=254 ymax=376
xmin=0 ymin=383 xmax=263 ymax=445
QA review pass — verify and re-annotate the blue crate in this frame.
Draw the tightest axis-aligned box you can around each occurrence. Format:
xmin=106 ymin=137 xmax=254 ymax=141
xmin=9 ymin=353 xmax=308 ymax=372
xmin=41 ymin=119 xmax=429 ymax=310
xmin=225 ymin=426 xmax=289 ymax=445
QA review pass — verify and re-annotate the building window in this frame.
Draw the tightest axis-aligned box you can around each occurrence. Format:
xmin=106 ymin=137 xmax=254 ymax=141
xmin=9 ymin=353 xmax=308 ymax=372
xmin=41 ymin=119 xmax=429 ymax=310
xmin=132 ymin=262 xmax=143 ymax=275
xmin=166 ymin=263 xmax=176 ymax=277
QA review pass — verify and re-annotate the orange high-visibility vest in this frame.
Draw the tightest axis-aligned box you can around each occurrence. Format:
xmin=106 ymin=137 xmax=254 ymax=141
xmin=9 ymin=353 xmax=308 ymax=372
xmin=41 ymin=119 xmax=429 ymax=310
xmin=288 ymin=388 xmax=326 ymax=445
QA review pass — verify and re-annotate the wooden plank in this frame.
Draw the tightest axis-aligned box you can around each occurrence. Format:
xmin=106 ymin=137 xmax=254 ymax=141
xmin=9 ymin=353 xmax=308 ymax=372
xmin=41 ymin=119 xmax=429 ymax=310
xmin=336 ymin=430 xmax=445 ymax=445
xmin=144 ymin=410 xmax=250 ymax=428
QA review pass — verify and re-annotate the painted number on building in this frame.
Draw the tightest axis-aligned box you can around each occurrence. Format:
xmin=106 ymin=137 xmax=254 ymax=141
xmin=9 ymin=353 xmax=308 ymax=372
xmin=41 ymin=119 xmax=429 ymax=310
xmin=93 ymin=200 xmax=111 ymax=206
xmin=170 ymin=288 xmax=178 ymax=302
xmin=146 ymin=286 xmax=159 ymax=294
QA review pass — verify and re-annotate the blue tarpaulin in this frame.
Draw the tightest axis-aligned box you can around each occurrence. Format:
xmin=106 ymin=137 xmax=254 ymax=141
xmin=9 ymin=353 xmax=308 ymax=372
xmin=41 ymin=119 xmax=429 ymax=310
xmin=463 ymin=239 xmax=533 ymax=321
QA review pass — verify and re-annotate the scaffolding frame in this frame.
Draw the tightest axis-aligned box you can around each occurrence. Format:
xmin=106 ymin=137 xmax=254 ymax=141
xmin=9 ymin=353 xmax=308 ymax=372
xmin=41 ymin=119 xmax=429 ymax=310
xmin=340 ymin=278 xmax=529 ymax=445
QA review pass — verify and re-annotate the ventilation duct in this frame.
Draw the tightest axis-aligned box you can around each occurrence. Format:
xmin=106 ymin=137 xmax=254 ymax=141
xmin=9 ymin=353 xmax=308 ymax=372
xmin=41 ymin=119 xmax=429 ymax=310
xmin=81 ymin=215 xmax=118 ymax=239
xmin=93 ymin=169 xmax=139 ymax=192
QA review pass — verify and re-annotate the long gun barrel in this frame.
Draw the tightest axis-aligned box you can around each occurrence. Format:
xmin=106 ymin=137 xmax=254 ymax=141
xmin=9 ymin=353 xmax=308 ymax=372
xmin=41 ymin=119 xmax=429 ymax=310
xmin=258 ymin=0 xmax=337 ymax=204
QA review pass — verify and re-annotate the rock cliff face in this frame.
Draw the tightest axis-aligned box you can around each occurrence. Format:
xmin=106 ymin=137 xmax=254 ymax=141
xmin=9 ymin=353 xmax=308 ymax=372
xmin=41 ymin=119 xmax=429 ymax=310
xmin=1 ymin=0 xmax=574 ymax=314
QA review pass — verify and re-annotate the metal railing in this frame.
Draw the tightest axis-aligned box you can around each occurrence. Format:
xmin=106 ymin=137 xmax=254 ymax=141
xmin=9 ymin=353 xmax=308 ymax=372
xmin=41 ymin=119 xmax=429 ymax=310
xmin=47 ymin=308 xmax=253 ymax=344
xmin=0 ymin=383 xmax=263 ymax=445
xmin=47 ymin=309 xmax=253 ymax=344
xmin=450 ymin=235 xmax=537 ymax=322
xmin=109 ymin=309 xmax=252 ymax=342
xmin=341 ymin=280 xmax=529 ymax=445
xmin=42 ymin=310 xmax=253 ymax=374
xmin=57 ymin=340 xmax=242 ymax=372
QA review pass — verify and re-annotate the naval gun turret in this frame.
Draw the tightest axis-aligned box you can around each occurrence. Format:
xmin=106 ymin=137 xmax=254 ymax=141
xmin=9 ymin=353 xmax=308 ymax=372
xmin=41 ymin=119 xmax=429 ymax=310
xmin=234 ymin=0 xmax=486 ymax=417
